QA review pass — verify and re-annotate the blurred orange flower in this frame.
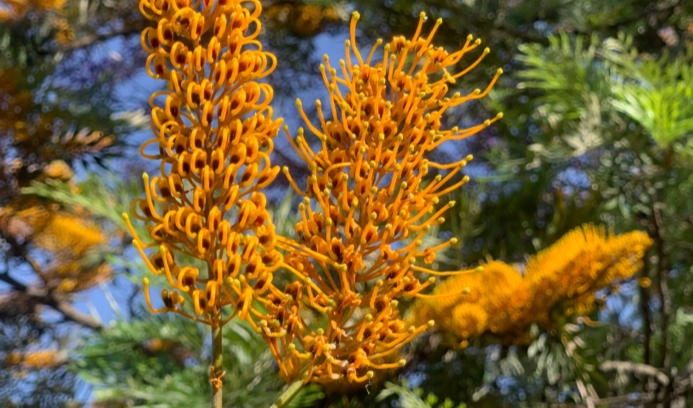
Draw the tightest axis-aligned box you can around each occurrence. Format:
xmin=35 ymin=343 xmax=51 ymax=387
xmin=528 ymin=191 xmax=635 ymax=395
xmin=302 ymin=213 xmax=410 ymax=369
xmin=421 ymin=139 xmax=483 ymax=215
xmin=415 ymin=224 xmax=653 ymax=345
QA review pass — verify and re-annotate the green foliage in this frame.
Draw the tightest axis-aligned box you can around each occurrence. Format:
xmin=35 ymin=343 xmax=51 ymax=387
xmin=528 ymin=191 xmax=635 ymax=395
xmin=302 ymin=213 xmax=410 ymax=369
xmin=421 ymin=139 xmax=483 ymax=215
xmin=516 ymin=33 xmax=616 ymax=161
xmin=75 ymin=315 xmax=209 ymax=407
xmin=377 ymin=381 xmax=466 ymax=408
xmin=74 ymin=314 xmax=322 ymax=408
xmin=608 ymin=41 xmax=693 ymax=148
xmin=23 ymin=175 xmax=142 ymax=235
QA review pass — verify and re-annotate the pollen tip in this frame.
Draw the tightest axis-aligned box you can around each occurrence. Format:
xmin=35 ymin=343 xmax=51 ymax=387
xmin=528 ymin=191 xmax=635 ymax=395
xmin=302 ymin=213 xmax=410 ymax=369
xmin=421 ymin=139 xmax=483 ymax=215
xmin=427 ymin=320 xmax=435 ymax=328
xmin=398 ymin=359 xmax=406 ymax=367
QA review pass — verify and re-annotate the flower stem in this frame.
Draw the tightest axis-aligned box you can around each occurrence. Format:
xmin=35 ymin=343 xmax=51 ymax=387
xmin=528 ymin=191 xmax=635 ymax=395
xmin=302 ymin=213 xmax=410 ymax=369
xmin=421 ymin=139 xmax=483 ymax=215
xmin=212 ymin=325 xmax=223 ymax=408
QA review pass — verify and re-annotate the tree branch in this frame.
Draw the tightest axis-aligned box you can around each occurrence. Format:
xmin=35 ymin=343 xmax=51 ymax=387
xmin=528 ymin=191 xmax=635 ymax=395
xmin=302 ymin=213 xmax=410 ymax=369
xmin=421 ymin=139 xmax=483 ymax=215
xmin=56 ymin=25 xmax=145 ymax=52
xmin=0 ymin=272 xmax=103 ymax=330
xmin=640 ymin=253 xmax=652 ymax=366
xmin=652 ymin=204 xmax=669 ymax=370
xmin=600 ymin=361 xmax=670 ymax=385
xmin=0 ymin=215 xmax=104 ymax=330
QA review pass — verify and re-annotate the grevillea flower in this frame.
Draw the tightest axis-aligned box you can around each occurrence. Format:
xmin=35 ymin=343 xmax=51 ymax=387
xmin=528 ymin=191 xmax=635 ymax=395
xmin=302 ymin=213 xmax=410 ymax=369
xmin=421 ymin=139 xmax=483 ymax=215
xmin=270 ymin=12 xmax=503 ymax=385
xmin=26 ymin=210 xmax=111 ymax=293
xmin=415 ymin=224 xmax=653 ymax=345
xmin=125 ymin=0 xmax=283 ymax=344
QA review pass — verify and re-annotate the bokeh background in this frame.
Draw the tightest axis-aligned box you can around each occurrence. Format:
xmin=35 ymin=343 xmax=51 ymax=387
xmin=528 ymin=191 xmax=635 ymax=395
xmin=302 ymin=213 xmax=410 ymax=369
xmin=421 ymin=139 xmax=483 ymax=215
xmin=1 ymin=0 xmax=693 ymax=407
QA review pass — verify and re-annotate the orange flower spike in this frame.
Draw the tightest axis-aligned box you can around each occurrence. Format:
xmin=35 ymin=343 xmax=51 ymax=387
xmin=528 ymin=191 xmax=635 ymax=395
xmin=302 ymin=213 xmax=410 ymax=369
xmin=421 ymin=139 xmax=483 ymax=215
xmin=274 ymin=11 xmax=503 ymax=385
xmin=127 ymin=3 xmax=286 ymax=384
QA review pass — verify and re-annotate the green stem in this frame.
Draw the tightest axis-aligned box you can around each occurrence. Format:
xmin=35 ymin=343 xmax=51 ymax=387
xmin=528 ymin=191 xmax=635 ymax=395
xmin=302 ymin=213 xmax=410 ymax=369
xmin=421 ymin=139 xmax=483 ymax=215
xmin=212 ymin=325 xmax=223 ymax=408
xmin=270 ymin=372 xmax=307 ymax=408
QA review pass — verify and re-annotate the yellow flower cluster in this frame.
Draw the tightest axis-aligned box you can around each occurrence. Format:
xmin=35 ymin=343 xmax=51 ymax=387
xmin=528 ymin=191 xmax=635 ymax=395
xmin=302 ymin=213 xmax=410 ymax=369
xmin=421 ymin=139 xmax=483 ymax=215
xmin=53 ymin=16 xmax=75 ymax=44
xmin=126 ymin=0 xmax=284 ymax=333
xmin=265 ymin=3 xmax=343 ymax=37
xmin=25 ymin=209 xmax=111 ymax=293
xmin=1 ymin=167 xmax=111 ymax=294
xmin=3 ymin=350 xmax=64 ymax=369
xmin=415 ymin=225 xmax=653 ymax=345
xmin=0 ymin=0 xmax=65 ymax=21
xmin=270 ymin=12 xmax=502 ymax=384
